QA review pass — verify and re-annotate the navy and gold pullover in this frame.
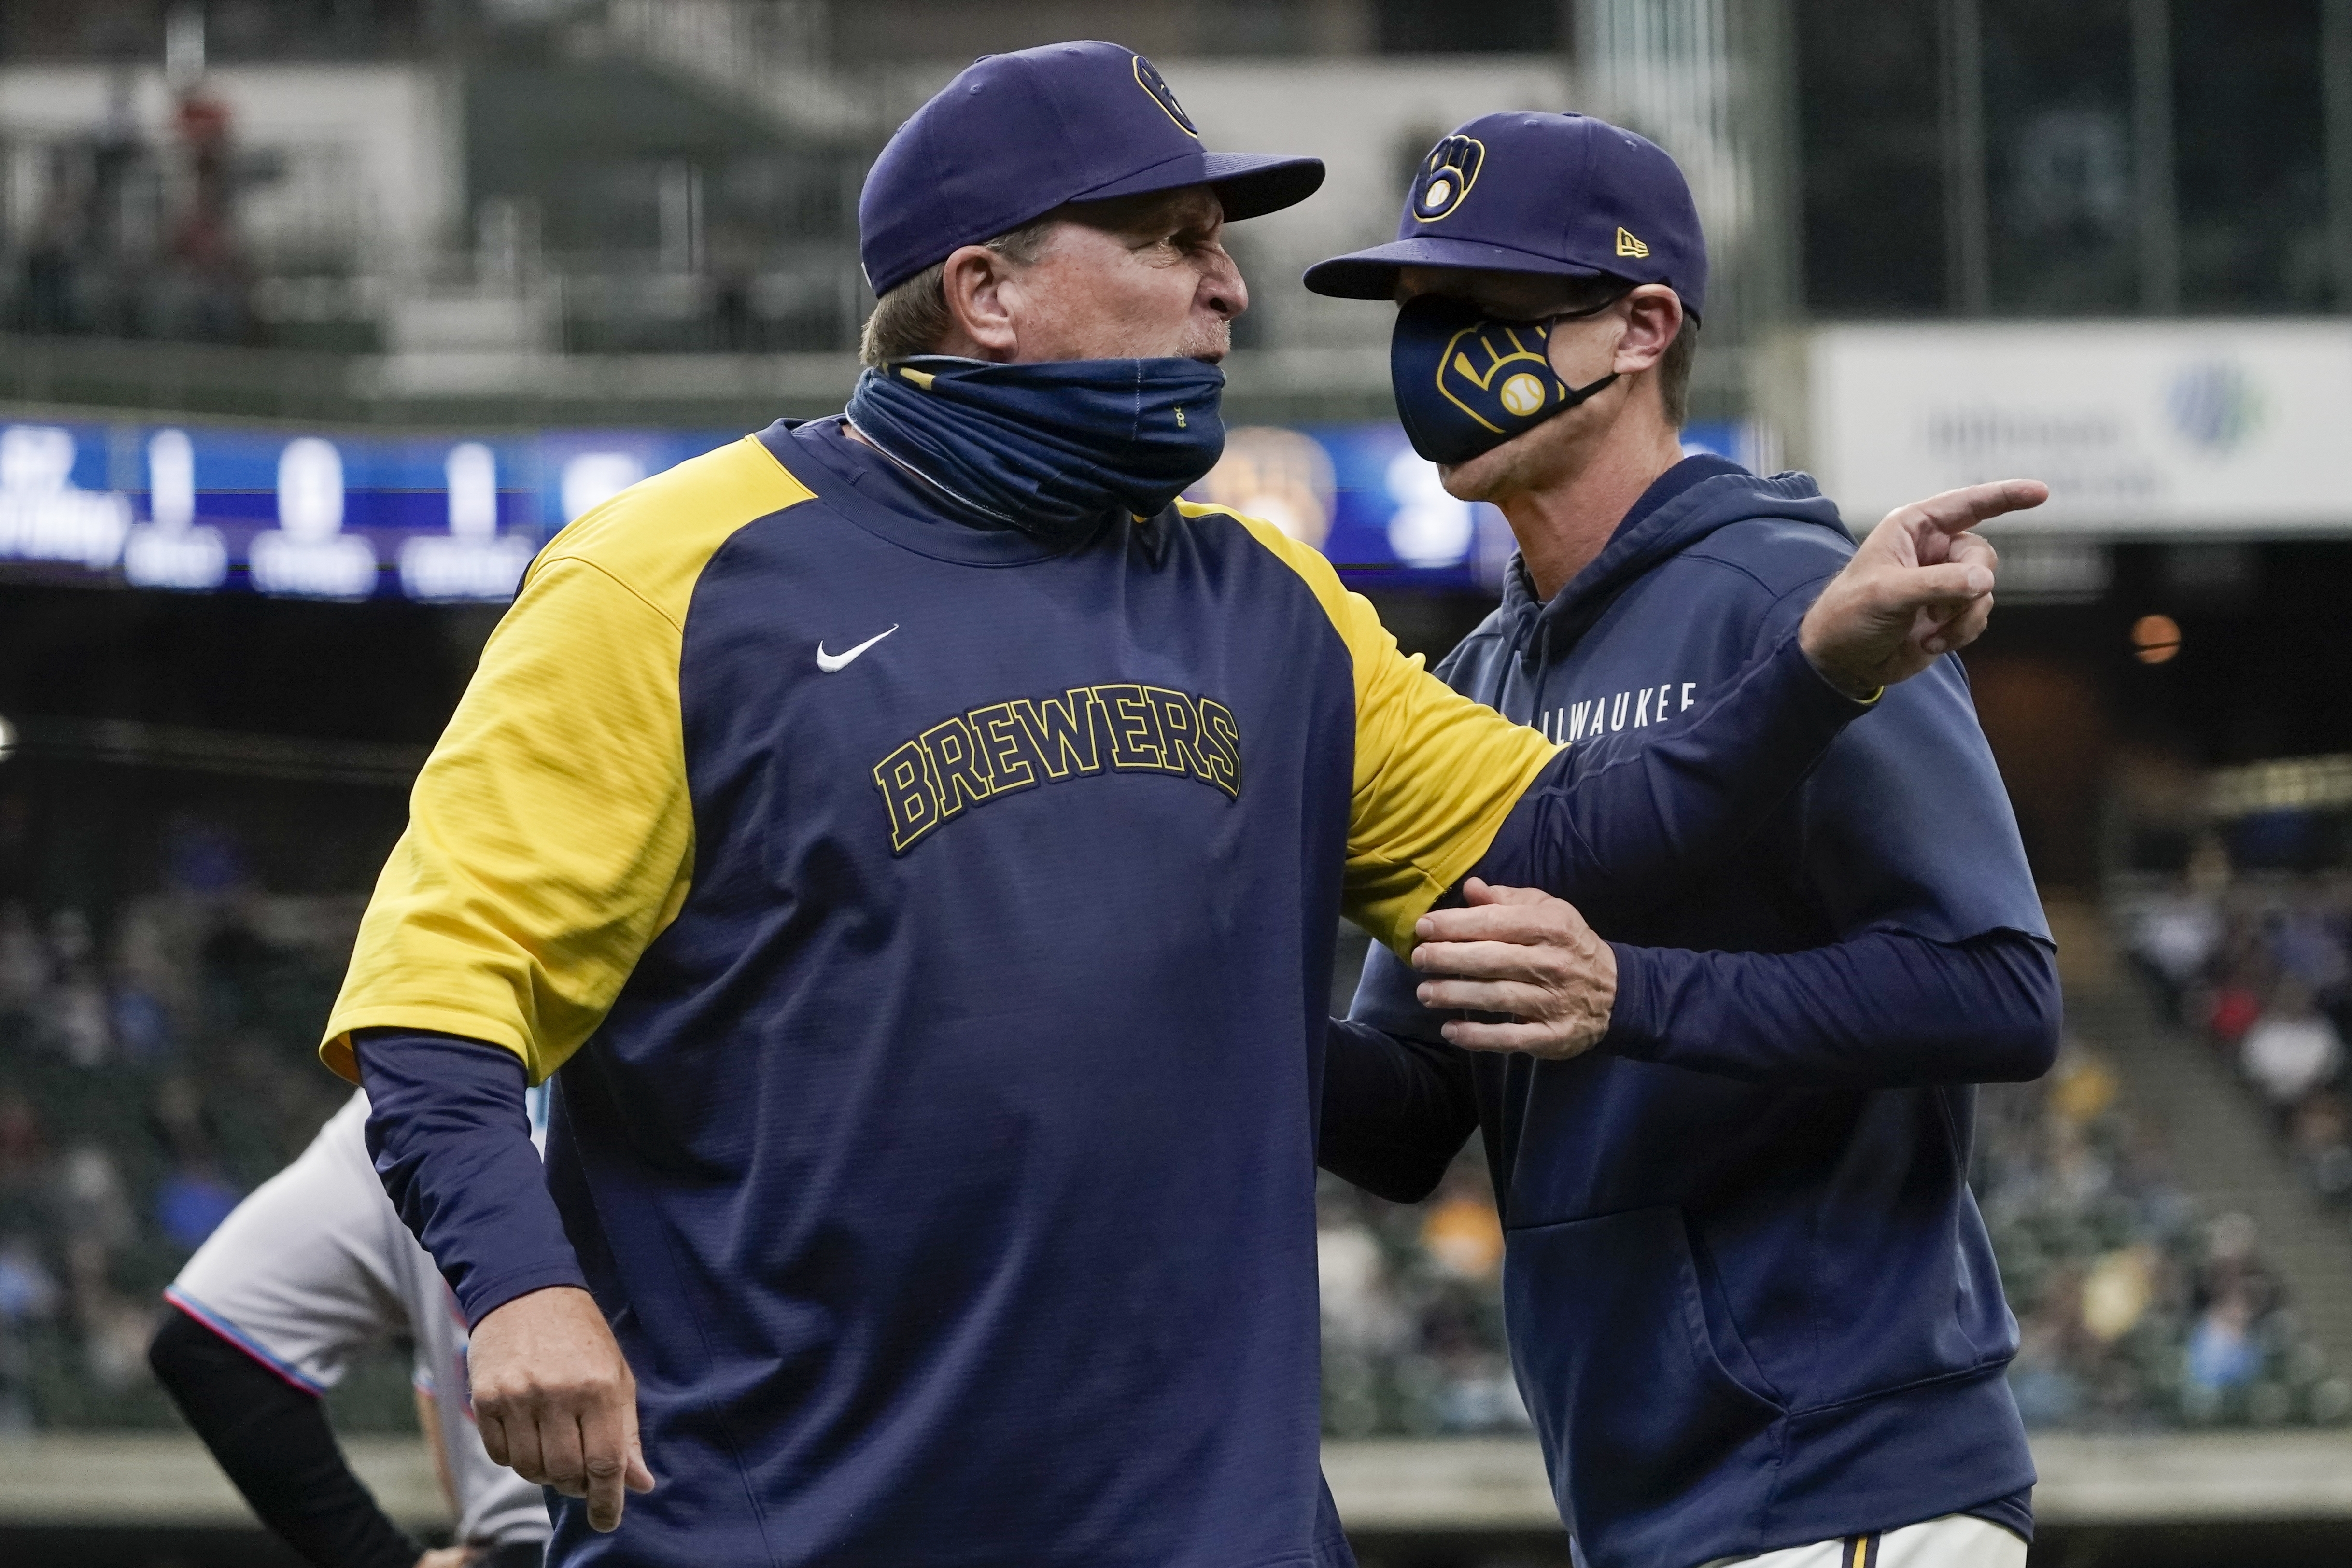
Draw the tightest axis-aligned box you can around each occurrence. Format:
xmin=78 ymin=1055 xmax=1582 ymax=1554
xmin=327 ymin=419 xmax=1868 ymax=1568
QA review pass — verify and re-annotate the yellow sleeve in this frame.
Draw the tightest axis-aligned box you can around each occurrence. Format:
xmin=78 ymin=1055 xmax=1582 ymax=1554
xmin=320 ymin=437 xmax=813 ymax=1084
xmin=1189 ymin=504 xmax=1561 ymax=956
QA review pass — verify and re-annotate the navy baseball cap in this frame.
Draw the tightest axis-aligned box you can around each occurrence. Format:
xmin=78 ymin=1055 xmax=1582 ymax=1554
xmin=859 ymin=41 xmax=1325 ymax=297
xmin=1303 ymin=112 xmax=1707 ymax=318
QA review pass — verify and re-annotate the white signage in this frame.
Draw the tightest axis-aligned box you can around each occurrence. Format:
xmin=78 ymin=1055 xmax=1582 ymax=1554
xmin=0 ymin=424 xmax=130 ymax=569
xmin=398 ymin=442 xmax=533 ymax=601
xmin=123 ymin=428 xmax=228 ymax=590
xmin=1811 ymin=321 xmax=2352 ymax=533
xmin=561 ymin=452 xmax=646 ymax=522
xmin=251 ymin=437 xmax=379 ymax=599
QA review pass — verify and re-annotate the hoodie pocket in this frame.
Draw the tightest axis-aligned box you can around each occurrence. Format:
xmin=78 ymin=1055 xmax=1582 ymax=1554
xmin=1504 ymin=1205 xmax=1783 ymax=1543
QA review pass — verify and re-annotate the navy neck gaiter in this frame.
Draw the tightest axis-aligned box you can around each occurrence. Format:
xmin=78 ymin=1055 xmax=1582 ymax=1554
xmin=845 ymin=354 xmax=1228 ymax=547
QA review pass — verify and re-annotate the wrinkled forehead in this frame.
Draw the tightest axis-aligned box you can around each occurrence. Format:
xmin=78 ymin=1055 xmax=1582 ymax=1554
xmin=1394 ymin=266 xmax=1608 ymax=317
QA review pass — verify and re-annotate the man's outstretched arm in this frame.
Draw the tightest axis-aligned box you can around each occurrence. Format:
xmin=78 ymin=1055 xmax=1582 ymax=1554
xmin=1242 ymin=477 xmax=2037 ymax=958
xmin=1409 ymin=556 xmax=2060 ymax=1077
xmin=1447 ymin=480 xmax=2044 ymax=931
xmin=1311 ymin=480 xmax=2042 ymax=1185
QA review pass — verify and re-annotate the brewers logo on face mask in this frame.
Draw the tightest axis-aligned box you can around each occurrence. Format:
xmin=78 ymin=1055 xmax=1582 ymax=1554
xmin=1411 ymin=135 xmax=1484 ymax=223
xmin=1437 ymin=315 xmax=1555 ymax=429
xmin=1388 ymin=294 xmax=1621 ymax=465
xmin=1133 ymin=55 xmax=1199 ymax=136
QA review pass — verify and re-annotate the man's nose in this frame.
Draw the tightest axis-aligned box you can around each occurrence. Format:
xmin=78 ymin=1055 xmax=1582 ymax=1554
xmin=1200 ymin=247 xmax=1248 ymax=320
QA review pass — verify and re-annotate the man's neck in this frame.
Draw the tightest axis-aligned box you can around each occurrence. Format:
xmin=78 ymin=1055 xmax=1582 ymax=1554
xmin=1500 ymin=425 xmax=1688 ymax=602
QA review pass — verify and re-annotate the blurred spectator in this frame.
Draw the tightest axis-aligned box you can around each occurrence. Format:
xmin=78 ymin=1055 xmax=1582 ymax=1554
xmin=0 ymin=1233 xmax=61 ymax=1433
xmin=0 ymin=812 xmax=384 ymax=1428
xmin=1312 ymin=1023 xmax=2349 ymax=1436
xmin=108 ymin=986 xmax=175 ymax=1064
xmin=0 ymin=1237 xmax=62 ymax=1323
xmin=1317 ymin=1168 xmax=1526 ymax=1439
xmin=2135 ymin=894 xmax=2222 ymax=992
xmin=1973 ymin=1047 xmax=2345 ymax=1429
xmin=1419 ymin=1171 xmax=1504 ymax=1282
xmin=0 ymin=1091 xmax=46 ymax=1208
xmin=2185 ymin=1288 xmax=2262 ymax=1399
xmin=2127 ymin=875 xmax=2352 ymax=1218
xmin=1317 ymin=1196 xmax=1397 ymax=1354
xmin=165 ymin=813 xmax=251 ymax=899
xmin=2291 ymin=1093 xmax=2352 ymax=1204
xmin=2240 ymin=986 xmax=2344 ymax=1109
xmin=149 ymin=1076 xmax=241 ymax=1250
xmin=2206 ymin=971 xmax=2265 ymax=1047
xmin=0 ymin=904 xmax=45 ymax=1009
xmin=154 ymin=1161 xmax=241 ymax=1252
xmin=56 ymin=1145 xmax=135 ymax=1262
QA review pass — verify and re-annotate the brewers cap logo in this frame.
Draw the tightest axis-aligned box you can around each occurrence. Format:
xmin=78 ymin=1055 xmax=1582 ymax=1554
xmin=1436 ymin=319 xmax=1558 ymax=434
xmin=1133 ymin=56 xmax=1199 ymax=137
xmin=1411 ymin=135 xmax=1485 ymax=224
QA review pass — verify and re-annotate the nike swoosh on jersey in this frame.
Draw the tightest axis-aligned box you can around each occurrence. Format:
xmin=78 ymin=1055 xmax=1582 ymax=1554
xmin=816 ymin=625 xmax=899 ymax=672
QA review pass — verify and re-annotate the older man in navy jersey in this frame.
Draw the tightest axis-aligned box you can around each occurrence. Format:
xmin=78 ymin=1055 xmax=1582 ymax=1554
xmin=334 ymin=45 xmax=2041 ymax=1568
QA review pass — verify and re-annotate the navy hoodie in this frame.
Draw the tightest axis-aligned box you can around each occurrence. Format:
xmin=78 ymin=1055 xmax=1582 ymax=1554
xmin=1330 ymin=459 xmax=2058 ymax=1568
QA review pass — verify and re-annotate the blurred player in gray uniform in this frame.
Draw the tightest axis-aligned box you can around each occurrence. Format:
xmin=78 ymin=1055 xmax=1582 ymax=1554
xmin=150 ymin=1091 xmax=550 ymax=1568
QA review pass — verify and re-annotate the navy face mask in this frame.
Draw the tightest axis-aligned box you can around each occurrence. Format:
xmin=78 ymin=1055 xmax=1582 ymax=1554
xmin=845 ymin=354 xmax=1228 ymax=547
xmin=1389 ymin=292 xmax=1623 ymax=465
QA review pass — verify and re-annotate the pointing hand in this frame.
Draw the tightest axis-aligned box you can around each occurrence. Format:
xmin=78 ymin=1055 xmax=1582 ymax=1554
xmin=1798 ymin=479 xmax=2047 ymax=698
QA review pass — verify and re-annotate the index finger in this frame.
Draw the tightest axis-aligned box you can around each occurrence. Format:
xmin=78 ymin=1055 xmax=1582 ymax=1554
xmin=1890 ymin=479 xmax=2048 ymax=540
xmin=1416 ymin=899 xmax=1577 ymax=946
xmin=1460 ymin=878 xmax=1554 ymax=909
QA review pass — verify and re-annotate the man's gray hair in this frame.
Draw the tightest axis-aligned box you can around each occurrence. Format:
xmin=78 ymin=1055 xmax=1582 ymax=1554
xmin=859 ymin=215 xmax=1061 ymax=367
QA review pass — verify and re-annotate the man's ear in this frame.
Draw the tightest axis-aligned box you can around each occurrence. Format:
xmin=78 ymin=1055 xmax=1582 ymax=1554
xmin=1611 ymin=285 xmax=1683 ymax=378
xmin=939 ymin=245 xmax=1021 ymax=360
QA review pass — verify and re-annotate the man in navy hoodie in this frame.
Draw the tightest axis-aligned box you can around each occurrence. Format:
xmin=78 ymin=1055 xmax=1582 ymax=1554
xmin=1307 ymin=115 xmax=2060 ymax=1568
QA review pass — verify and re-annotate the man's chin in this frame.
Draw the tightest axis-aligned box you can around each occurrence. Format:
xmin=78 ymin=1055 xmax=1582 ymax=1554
xmin=1437 ymin=449 xmax=1509 ymax=502
xmin=1178 ymin=323 xmax=1232 ymax=365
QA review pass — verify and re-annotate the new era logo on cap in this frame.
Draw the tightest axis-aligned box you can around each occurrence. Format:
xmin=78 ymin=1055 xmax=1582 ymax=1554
xmin=1616 ymin=227 xmax=1649 ymax=258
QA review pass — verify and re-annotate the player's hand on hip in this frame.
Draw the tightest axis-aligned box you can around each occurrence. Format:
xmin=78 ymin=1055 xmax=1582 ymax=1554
xmin=1797 ymin=478 xmax=2047 ymax=697
xmin=1410 ymin=880 xmax=1617 ymax=1058
xmin=468 ymin=1285 xmax=656 ymax=1533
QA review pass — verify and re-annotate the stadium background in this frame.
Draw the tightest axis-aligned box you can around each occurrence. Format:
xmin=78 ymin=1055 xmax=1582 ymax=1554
xmin=4 ymin=0 xmax=2352 ymax=1563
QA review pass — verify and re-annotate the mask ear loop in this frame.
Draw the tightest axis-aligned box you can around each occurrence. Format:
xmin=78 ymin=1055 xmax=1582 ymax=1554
xmin=1537 ymin=290 xmax=1634 ymax=408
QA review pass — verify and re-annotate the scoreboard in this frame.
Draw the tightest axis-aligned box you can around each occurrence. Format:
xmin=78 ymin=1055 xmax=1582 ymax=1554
xmin=0 ymin=416 xmax=1762 ymax=602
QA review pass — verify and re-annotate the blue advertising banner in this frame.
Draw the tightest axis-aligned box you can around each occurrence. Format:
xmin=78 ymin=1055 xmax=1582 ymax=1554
xmin=0 ymin=415 xmax=1765 ymax=602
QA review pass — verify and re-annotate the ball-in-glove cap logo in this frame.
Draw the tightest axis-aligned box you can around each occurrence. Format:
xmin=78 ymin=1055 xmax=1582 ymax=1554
xmin=1133 ymin=55 xmax=1199 ymax=136
xmin=1411 ymin=135 xmax=1485 ymax=223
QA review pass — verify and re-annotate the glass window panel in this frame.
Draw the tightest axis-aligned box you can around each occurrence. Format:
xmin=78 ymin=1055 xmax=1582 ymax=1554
xmin=1796 ymin=0 xmax=1947 ymax=313
xmin=2174 ymin=0 xmax=2329 ymax=311
xmin=1982 ymin=0 xmax=2139 ymax=312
